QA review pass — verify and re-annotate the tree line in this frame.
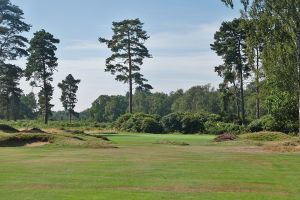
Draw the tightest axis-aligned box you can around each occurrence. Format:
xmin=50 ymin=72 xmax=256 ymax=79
xmin=0 ymin=0 xmax=299 ymax=136
xmin=213 ymin=0 xmax=299 ymax=135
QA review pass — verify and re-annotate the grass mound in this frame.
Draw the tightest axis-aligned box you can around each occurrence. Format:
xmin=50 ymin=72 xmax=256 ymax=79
xmin=21 ymin=128 xmax=46 ymax=134
xmin=214 ymin=133 xmax=237 ymax=142
xmin=0 ymin=124 xmax=19 ymax=133
xmin=0 ymin=133 xmax=52 ymax=147
xmin=240 ymin=132 xmax=292 ymax=142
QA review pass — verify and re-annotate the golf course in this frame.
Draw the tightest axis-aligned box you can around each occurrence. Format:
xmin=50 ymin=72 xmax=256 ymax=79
xmin=0 ymin=130 xmax=299 ymax=200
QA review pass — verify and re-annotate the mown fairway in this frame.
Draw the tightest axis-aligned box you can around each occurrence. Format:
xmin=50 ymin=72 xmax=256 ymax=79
xmin=0 ymin=134 xmax=300 ymax=200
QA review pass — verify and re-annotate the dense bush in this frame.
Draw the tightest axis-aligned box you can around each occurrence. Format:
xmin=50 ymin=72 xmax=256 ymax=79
xmin=141 ymin=117 xmax=163 ymax=134
xmin=204 ymin=121 xmax=246 ymax=135
xmin=248 ymin=115 xmax=297 ymax=133
xmin=161 ymin=112 xmax=211 ymax=134
xmin=114 ymin=113 xmax=163 ymax=133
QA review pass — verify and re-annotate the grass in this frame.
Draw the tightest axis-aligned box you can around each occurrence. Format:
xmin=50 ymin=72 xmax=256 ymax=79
xmin=0 ymin=131 xmax=300 ymax=199
xmin=240 ymin=132 xmax=293 ymax=141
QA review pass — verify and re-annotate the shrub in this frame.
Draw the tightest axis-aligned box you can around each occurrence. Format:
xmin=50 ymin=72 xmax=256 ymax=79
xmin=114 ymin=113 xmax=163 ymax=134
xmin=161 ymin=112 xmax=205 ymax=134
xmin=161 ymin=113 xmax=185 ymax=132
xmin=141 ymin=118 xmax=163 ymax=134
xmin=248 ymin=115 xmax=297 ymax=133
xmin=204 ymin=121 xmax=246 ymax=135
xmin=181 ymin=115 xmax=205 ymax=134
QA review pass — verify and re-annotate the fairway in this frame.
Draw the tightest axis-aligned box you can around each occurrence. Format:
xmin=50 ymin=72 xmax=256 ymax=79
xmin=0 ymin=134 xmax=300 ymax=200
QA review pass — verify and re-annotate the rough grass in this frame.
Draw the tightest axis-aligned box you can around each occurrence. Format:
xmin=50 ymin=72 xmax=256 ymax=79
xmin=0 ymin=124 xmax=19 ymax=133
xmin=0 ymin=130 xmax=113 ymax=148
xmin=154 ymin=139 xmax=189 ymax=146
xmin=0 ymin=133 xmax=53 ymax=147
xmin=240 ymin=132 xmax=292 ymax=142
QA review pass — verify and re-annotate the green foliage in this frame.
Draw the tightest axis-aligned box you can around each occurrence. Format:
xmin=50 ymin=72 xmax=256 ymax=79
xmin=0 ymin=0 xmax=30 ymax=61
xmin=140 ymin=117 xmax=163 ymax=134
xmin=248 ymin=115 xmax=298 ymax=133
xmin=114 ymin=113 xmax=163 ymax=134
xmin=58 ymin=74 xmax=81 ymax=122
xmin=171 ymin=85 xmax=221 ymax=114
xmin=0 ymin=64 xmax=23 ymax=120
xmin=161 ymin=112 xmax=214 ymax=134
xmin=25 ymin=30 xmax=60 ymax=124
xmin=19 ymin=92 xmax=37 ymax=119
xmin=204 ymin=121 xmax=246 ymax=135
xmin=211 ymin=18 xmax=250 ymax=124
xmin=90 ymin=95 xmax=127 ymax=122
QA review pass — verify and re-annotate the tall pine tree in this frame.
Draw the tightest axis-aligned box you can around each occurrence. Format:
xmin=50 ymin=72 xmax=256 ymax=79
xmin=25 ymin=30 xmax=59 ymax=124
xmin=211 ymin=18 xmax=251 ymax=125
xmin=99 ymin=19 xmax=153 ymax=113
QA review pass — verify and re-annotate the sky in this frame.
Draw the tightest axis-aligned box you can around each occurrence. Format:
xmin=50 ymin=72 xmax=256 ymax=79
xmin=11 ymin=0 xmax=240 ymax=112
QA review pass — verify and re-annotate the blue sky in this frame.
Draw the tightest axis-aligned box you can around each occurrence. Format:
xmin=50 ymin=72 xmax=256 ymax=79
xmin=12 ymin=0 xmax=240 ymax=111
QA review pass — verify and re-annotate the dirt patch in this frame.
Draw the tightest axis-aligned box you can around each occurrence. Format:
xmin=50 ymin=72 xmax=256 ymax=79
xmin=25 ymin=142 xmax=50 ymax=147
xmin=214 ymin=133 xmax=237 ymax=142
xmin=0 ymin=124 xmax=19 ymax=133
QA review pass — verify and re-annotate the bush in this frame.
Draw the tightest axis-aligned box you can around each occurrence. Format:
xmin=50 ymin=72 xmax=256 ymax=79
xmin=114 ymin=113 xmax=163 ymax=134
xmin=181 ymin=115 xmax=205 ymax=134
xmin=141 ymin=118 xmax=163 ymax=134
xmin=204 ymin=121 xmax=246 ymax=135
xmin=161 ymin=113 xmax=185 ymax=133
xmin=161 ymin=112 xmax=206 ymax=134
xmin=248 ymin=115 xmax=297 ymax=133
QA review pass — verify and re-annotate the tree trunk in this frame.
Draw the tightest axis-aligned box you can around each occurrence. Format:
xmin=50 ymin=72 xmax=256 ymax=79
xmin=238 ymin=39 xmax=245 ymax=125
xmin=255 ymin=47 xmax=260 ymax=119
xmin=127 ymin=30 xmax=133 ymax=114
xmin=69 ymin=110 xmax=72 ymax=123
xmin=233 ymin=82 xmax=240 ymax=119
xmin=43 ymin=66 xmax=48 ymax=125
xmin=240 ymin=69 xmax=245 ymax=125
xmin=6 ymin=97 xmax=10 ymax=121
xmin=296 ymin=28 xmax=300 ymax=138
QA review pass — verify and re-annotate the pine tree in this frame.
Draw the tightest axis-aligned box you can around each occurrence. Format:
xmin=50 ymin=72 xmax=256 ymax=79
xmin=211 ymin=18 xmax=251 ymax=125
xmin=0 ymin=63 xmax=23 ymax=120
xmin=58 ymin=74 xmax=80 ymax=123
xmin=99 ymin=18 xmax=153 ymax=113
xmin=0 ymin=0 xmax=30 ymax=62
xmin=25 ymin=30 xmax=60 ymax=124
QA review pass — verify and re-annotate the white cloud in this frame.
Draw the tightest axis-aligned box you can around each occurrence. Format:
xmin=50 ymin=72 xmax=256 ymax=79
xmin=148 ymin=23 xmax=220 ymax=53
